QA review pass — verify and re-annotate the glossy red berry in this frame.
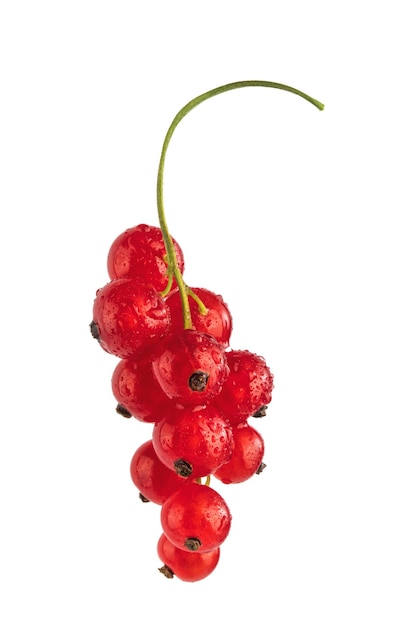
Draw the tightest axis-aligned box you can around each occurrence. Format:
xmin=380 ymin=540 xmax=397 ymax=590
xmin=107 ymin=223 xmax=184 ymax=294
xmin=160 ymin=483 xmax=232 ymax=552
xmin=165 ymin=287 xmax=233 ymax=347
xmin=130 ymin=440 xmax=191 ymax=505
xmin=111 ymin=357 xmax=174 ymax=422
xmin=214 ymin=421 xmax=265 ymax=484
xmin=152 ymin=329 xmax=228 ymax=405
xmin=213 ymin=349 xmax=274 ymax=424
xmin=91 ymin=277 xmax=171 ymax=359
xmin=152 ymin=404 xmax=233 ymax=479
xmin=157 ymin=533 xmax=220 ymax=582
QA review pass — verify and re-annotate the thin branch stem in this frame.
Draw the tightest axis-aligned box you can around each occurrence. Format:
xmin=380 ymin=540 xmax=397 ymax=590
xmin=156 ymin=80 xmax=324 ymax=328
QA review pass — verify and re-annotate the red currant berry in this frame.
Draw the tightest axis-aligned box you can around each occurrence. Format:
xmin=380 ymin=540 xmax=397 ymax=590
xmin=111 ymin=357 xmax=174 ymax=423
xmin=152 ymin=329 xmax=228 ymax=405
xmin=165 ymin=287 xmax=232 ymax=347
xmin=160 ymin=483 xmax=232 ymax=552
xmin=91 ymin=277 xmax=170 ymax=359
xmin=152 ymin=404 xmax=233 ymax=479
xmin=214 ymin=421 xmax=265 ymax=484
xmin=130 ymin=440 xmax=191 ymax=505
xmin=213 ymin=350 xmax=274 ymax=424
xmin=157 ymin=533 xmax=220 ymax=582
xmin=107 ymin=224 xmax=184 ymax=294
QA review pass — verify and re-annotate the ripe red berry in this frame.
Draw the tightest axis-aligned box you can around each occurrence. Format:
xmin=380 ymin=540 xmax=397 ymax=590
xmin=130 ymin=440 xmax=191 ymax=504
xmin=160 ymin=483 xmax=232 ymax=552
xmin=152 ymin=404 xmax=233 ymax=479
xmin=107 ymin=223 xmax=184 ymax=294
xmin=91 ymin=277 xmax=171 ymax=359
xmin=111 ymin=357 xmax=174 ymax=423
xmin=152 ymin=329 xmax=228 ymax=405
xmin=157 ymin=533 xmax=220 ymax=582
xmin=214 ymin=421 xmax=265 ymax=484
xmin=213 ymin=349 xmax=274 ymax=424
xmin=165 ymin=287 xmax=233 ymax=347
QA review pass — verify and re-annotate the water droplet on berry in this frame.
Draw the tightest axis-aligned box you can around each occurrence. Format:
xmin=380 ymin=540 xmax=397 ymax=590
xmin=211 ymin=350 xmax=222 ymax=365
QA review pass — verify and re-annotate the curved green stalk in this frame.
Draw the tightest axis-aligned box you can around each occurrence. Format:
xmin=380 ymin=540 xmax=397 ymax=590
xmin=157 ymin=80 xmax=324 ymax=328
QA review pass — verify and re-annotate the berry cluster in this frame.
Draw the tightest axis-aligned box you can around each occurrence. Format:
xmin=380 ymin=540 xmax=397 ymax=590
xmin=90 ymin=79 xmax=323 ymax=582
xmin=91 ymin=223 xmax=273 ymax=581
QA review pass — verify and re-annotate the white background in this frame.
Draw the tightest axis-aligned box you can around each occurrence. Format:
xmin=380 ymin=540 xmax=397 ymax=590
xmin=1 ymin=2 xmax=416 ymax=625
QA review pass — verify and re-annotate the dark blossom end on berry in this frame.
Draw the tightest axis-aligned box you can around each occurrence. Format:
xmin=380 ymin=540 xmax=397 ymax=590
xmin=253 ymin=405 xmax=268 ymax=418
xmin=189 ymin=371 xmax=209 ymax=392
xmin=158 ymin=565 xmax=174 ymax=579
xmin=184 ymin=537 xmax=202 ymax=551
xmin=174 ymin=459 xmax=193 ymax=477
xmin=116 ymin=403 xmax=132 ymax=418
xmin=89 ymin=320 xmax=100 ymax=341
xmin=256 ymin=462 xmax=267 ymax=475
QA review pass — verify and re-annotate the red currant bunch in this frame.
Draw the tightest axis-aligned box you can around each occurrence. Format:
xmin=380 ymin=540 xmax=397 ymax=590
xmin=90 ymin=80 xmax=324 ymax=582
xmin=91 ymin=219 xmax=272 ymax=580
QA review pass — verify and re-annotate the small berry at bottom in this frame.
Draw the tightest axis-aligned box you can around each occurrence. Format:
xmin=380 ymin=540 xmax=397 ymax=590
xmin=157 ymin=533 xmax=220 ymax=582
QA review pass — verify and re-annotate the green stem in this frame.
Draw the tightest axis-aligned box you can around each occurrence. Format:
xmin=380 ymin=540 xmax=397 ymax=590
xmin=187 ymin=287 xmax=208 ymax=315
xmin=156 ymin=80 xmax=324 ymax=328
